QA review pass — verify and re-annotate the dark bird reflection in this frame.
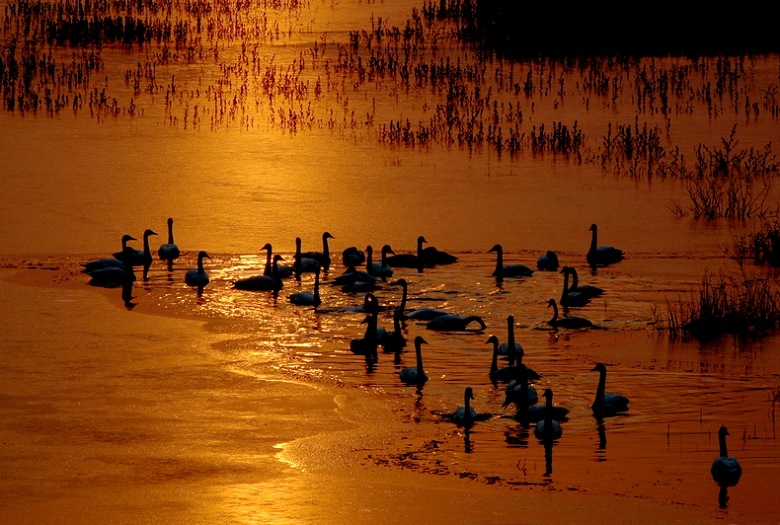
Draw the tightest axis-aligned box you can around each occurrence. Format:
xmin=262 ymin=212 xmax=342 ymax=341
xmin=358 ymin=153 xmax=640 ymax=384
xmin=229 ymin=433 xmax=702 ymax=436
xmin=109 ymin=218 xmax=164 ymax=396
xmin=717 ymin=484 xmax=730 ymax=509
xmin=504 ymin=425 xmax=531 ymax=448
xmin=463 ymin=428 xmax=473 ymax=454
xmin=543 ymin=436 xmax=554 ymax=476
xmin=121 ymin=281 xmax=136 ymax=310
xmin=594 ymin=418 xmax=608 ymax=460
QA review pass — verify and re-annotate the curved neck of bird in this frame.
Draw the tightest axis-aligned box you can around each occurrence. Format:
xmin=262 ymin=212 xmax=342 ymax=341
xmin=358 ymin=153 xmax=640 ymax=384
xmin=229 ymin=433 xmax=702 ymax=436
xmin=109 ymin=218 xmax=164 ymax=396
xmin=719 ymin=431 xmax=729 ymax=458
xmin=562 ymin=271 xmax=571 ymax=296
xmin=321 ymin=235 xmax=330 ymax=257
xmin=595 ymin=369 xmax=606 ymax=406
xmin=465 ymin=316 xmax=486 ymax=330
xmin=393 ymin=309 xmax=402 ymax=332
xmin=415 ymin=341 xmax=425 ymax=373
xmin=490 ymin=339 xmax=499 ymax=372
xmin=549 ymin=301 xmax=559 ymax=324
xmin=197 ymin=254 xmax=205 ymax=272
xmin=143 ymin=233 xmax=152 ymax=256
xmin=570 ymin=268 xmax=579 ymax=288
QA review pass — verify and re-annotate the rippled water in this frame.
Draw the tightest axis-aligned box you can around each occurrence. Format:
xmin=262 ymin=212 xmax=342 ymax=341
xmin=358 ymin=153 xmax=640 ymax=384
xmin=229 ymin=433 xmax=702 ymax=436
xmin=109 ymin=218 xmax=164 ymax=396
xmin=3 ymin=0 xmax=780 ymax=520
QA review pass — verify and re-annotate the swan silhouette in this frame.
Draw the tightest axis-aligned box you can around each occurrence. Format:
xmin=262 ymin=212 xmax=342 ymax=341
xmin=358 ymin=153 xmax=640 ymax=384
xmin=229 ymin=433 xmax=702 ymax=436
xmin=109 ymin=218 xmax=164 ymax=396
xmin=591 ymin=362 xmax=629 ymax=417
xmin=498 ymin=314 xmax=524 ymax=361
xmin=293 ymin=237 xmax=321 ymax=279
xmin=487 ymin=334 xmax=518 ymax=383
xmin=711 ymin=425 xmax=742 ymax=487
xmin=489 ymin=244 xmax=534 ymax=279
xmin=421 ymin=242 xmax=458 ymax=267
xmin=536 ymin=250 xmax=559 ymax=271
xmin=562 ymin=266 xmax=604 ymax=297
xmin=450 ymin=387 xmax=477 ymax=427
xmin=350 ymin=311 xmax=379 ymax=365
xmin=379 ymin=307 xmax=406 ymax=354
xmin=547 ymin=298 xmax=594 ymax=329
xmin=368 ymin=244 xmax=395 ymax=281
xmin=289 ymin=264 xmax=322 ymax=307
xmin=341 ymin=246 xmax=365 ymax=267
xmin=114 ymin=229 xmax=157 ymax=280
xmin=399 ymin=336 xmax=428 ymax=386
xmin=111 ymin=234 xmax=140 ymax=265
xmin=157 ymin=218 xmax=180 ymax=270
xmin=560 ymin=268 xmax=591 ymax=308
xmin=534 ymin=389 xmax=563 ymax=440
xmin=184 ymin=251 xmax=210 ymax=291
xmin=587 ymin=223 xmax=624 ymax=267
xmin=390 ymin=278 xmax=409 ymax=312
xmin=83 ymin=234 xmax=134 ymax=274
xmin=385 ymin=235 xmax=427 ymax=273
xmin=234 ymin=255 xmax=285 ymax=291
xmin=426 ymin=314 xmax=486 ymax=331
xmin=87 ymin=262 xmax=136 ymax=288
xmin=502 ymin=363 xmax=540 ymax=408
xmin=301 ymin=231 xmax=335 ymax=270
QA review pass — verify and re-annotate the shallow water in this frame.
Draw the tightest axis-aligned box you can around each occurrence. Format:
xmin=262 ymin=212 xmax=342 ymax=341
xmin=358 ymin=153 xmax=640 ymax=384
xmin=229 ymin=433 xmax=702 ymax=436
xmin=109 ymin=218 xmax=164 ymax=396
xmin=2 ymin=0 xmax=780 ymax=522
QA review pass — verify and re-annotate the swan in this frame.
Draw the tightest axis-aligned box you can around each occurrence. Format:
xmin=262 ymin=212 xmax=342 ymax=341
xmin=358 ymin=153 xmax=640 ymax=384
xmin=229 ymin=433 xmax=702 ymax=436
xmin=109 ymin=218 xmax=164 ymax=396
xmin=301 ymin=231 xmax=335 ymax=270
xmin=82 ymin=256 xmax=129 ymax=274
xmin=368 ymin=245 xmax=395 ymax=281
xmin=390 ymin=278 xmax=409 ymax=312
xmin=87 ymin=263 xmax=136 ymax=288
xmin=534 ymin=388 xmax=563 ymax=440
xmin=350 ymin=312 xmax=379 ymax=364
xmin=498 ymin=314 xmax=524 ymax=361
xmin=489 ymin=244 xmax=534 ymax=279
xmin=234 ymin=255 xmax=285 ymax=291
xmin=450 ymin=387 xmax=477 ymax=427
xmin=332 ymin=265 xmax=376 ymax=286
xmin=560 ymin=268 xmax=591 ymax=308
xmin=421 ymin=242 xmax=458 ymax=267
xmin=115 ymin=230 xmax=157 ymax=280
xmin=536 ymin=250 xmax=559 ymax=271
xmin=406 ymin=307 xmax=452 ymax=320
xmin=487 ymin=334 xmax=518 ymax=383
xmin=522 ymin=395 xmax=570 ymax=424
xmin=138 ymin=229 xmax=158 ymax=280
xmin=399 ymin=336 xmax=428 ymax=386
xmin=426 ymin=314 xmax=486 ymax=331
xmin=342 ymin=246 xmax=365 ymax=267
xmin=157 ymin=217 xmax=180 ymax=270
xmin=547 ymin=298 xmax=594 ymax=329
xmin=502 ymin=363 xmax=539 ymax=408
xmin=293 ymin=237 xmax=321 ymax=279
xmin=379 ymin=307 xmax=406 ymax=353
xmin=385 ymin=235 xmax=427 ymax=272
xmin=587 ymin=223 xmax=624 ymax=267
xmin=711 ymin=425 xmax=742 ymax=487
xmin=591 ymin=362 xmax=630 ymax=417
xmin=184 ymin=251 xmax=210 ymax=289
xmin=111 ymin=234 xmax=139 ymax=264
xmin=561 ymin=266 xmax=604 ymax=297
xmin=289 ymin=264 xmax=322 ymax=307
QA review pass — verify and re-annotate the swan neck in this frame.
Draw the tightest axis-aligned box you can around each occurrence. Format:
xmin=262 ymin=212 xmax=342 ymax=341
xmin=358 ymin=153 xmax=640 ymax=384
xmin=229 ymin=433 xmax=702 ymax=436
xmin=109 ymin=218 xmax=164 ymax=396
xmin=719 ymin=432 xmax=729 ymax=458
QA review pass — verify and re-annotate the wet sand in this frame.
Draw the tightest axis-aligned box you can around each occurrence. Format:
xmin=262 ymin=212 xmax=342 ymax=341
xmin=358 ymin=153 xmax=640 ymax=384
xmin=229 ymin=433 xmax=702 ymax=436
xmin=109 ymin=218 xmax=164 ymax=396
xmin=0 ymin=266 xmax=756 ymax=525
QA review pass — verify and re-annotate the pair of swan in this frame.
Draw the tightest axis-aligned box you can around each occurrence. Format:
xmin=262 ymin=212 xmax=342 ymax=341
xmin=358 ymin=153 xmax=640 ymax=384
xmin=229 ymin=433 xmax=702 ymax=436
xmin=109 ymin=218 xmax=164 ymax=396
xmin=113 ymin=229 xmax=158 ymax=280
xmin=385 ymin=236 xmax=457 ymax=272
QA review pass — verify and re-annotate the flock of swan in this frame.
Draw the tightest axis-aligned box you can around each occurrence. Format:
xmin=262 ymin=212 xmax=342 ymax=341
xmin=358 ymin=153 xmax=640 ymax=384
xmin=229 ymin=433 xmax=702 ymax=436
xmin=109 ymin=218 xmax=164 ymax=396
xmin=80 ymin=219 xmax=741 ymax=488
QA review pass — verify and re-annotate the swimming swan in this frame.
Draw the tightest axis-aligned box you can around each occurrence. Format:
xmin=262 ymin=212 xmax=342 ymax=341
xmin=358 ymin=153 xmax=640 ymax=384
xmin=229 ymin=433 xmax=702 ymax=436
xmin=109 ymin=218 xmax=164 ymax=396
xmin=157 ymin=217 xmax=180 ymax=270
xmin=547 ymin=298 xmax=594 ymax=329
xmin=289 ymin=264 xmax=322 ymax=307
xmin=489 ymin=244 xmax=534 ymax=279
xmin=560 ymin=268 xmax=591 ymax=308
xmin=711 ymin=425 xmax=742 ymax=487
xmin=534 ymin=388 xmax=563 ymax=440
xmin=234 ymin=255 xmax=285 ymax=291
xmin=301 ymin=231 xmax=335 ymax=270
xmin=487 ymin=334 xmax=518 ymax=383
xmin=426 ymin=314 xmax=486 ymax=331
xmin=385 ymin=235 xmax=427 ymax=272
xmin=591 ymin=362 xmax=630 ymax=417
xmin=399 ymin=336 xmax=428 ymax=386
xmin=536 ymin=250 xmax=559 ymax=271
xmin=184 ymin=251 xmax=210 ymax=290
xmin=587 ymin=223 xmax=624 ymax=267
xmin=562 ymin=266 xmax=604 ymax=297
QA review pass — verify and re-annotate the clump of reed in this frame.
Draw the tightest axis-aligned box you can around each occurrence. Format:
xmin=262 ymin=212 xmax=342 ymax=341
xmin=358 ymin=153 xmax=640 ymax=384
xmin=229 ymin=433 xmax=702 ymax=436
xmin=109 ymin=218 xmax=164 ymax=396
xmin=658 ymin=269 xmax=780 ymax=341
xmin=725 ymin=218 xmax=780 ymax=268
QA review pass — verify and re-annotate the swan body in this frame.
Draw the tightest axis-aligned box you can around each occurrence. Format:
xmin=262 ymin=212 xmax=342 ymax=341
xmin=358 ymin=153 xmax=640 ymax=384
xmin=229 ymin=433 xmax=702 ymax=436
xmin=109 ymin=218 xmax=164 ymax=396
xmin=489 ymin=244 xmax=534 ymax=279
xmin=234 ymin=255 xmax=285 ymax=291
xmin=300 ymin=231 xmax=334 ymax=270
xmin=399 ymin=336 xmax=428 ymax=385
xmin=591 ymin=362 xmax=629 ymax=417
xmin=562 ymin=266 xmax=604 ymax=297
xmin=711 ymin=425 xmax=742 ymax=487
xmin=111 ymin=234 xmax=140 ymax=265
xmin=368 ymin=245 xmax=395 ymax=280
xmin=406 ymin=307 xmax=451 ymax=320
xmin=342 ymin=246 xmax=365 ymax=267
xmin=421 ymin=244 xmax=458 ymax=266
xmin=536 ymin=250 xmax=559 ymax=271
xmin=258 ymin=243 xmax=292 ymax=278
xmin=451 ymin=387 xmax=477 ymax=427
xmin=379 ymin=307 xmax=406 ymax=353
xmin=184 ymin=251 xmax=210 ymax=288
xmin=534 ymin=389 xmax=563 ymax=440
xmin=426 ymin=314 xmax=486 ymax=331
xmin=587 ymin=223 xmax=624 ymax=267
xmin=289 ymin=265 xmax=322 ymax=307
xmin=502 ymin=364 xmax=539 ymax=408
xmin=350 ymin=311 xmax=379 ymax=364
xmin=547 ymin=298 xmax=594 ymax=329
xmin=82 ymin=257 xmax=128 ymax=274
xmin=87 ymin=263 xmax=136 ymax=287
xmin=157 ymin=217 xmax=180 ymax=268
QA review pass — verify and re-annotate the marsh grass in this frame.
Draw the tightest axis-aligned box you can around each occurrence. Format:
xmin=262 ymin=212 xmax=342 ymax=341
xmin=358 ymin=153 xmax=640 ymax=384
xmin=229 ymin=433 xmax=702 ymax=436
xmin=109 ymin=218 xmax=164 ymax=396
xmin=726 ymin=218 xmax=780 ymax=268
xmin=658 ymin=269 xmax=780 ymax=341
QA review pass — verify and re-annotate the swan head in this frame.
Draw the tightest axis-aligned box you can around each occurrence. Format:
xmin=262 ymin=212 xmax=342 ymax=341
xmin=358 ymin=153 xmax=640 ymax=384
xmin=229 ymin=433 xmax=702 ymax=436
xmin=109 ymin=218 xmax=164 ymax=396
xmin=547 ymin=298 xmax=557 ymax=308
xmin=144 ymin=229 xmax=158 ymax=238
xmin=591 ymin=362 xmax=607 ymax=373
xmin=261 ymin=243 xmax=272 ymax=252
xmin=589 ymin=223 xmax=598 ymax=232
xmin=381 ymin=245 xmax=395 ymax=256
xmin=296 ymin=237 xmax=302 ymax=246
xmin=122 ymin=234 xmax=137 ymax=243
xmin=488 ymin=244 xmax=502 ymax=253
xmin=417 ymin=236 xmax=427 ymax=244
xmin=167 ymin=217 xmax=174 ymax=226
xmin=485 ymin=334 xmax=500 ymax=345
xmin=414 ymin=335 xmax=428 ymax=347
xmin=198 ymin=251 xmax=210 ymax=261
xmin=323 ymin=232 xmax=335 ymax=240
xmin=719 ymin=425 xmax=730 ymax=438
xmin=465 ymin=387 xmax=474 ymax=400
xmin=391 ymin=278 xmax=407 ymax=287
xmin=542 ymin=388 xmax=553 ymax=400
xmin=273 ymin=254 xmax=284 ymax=262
